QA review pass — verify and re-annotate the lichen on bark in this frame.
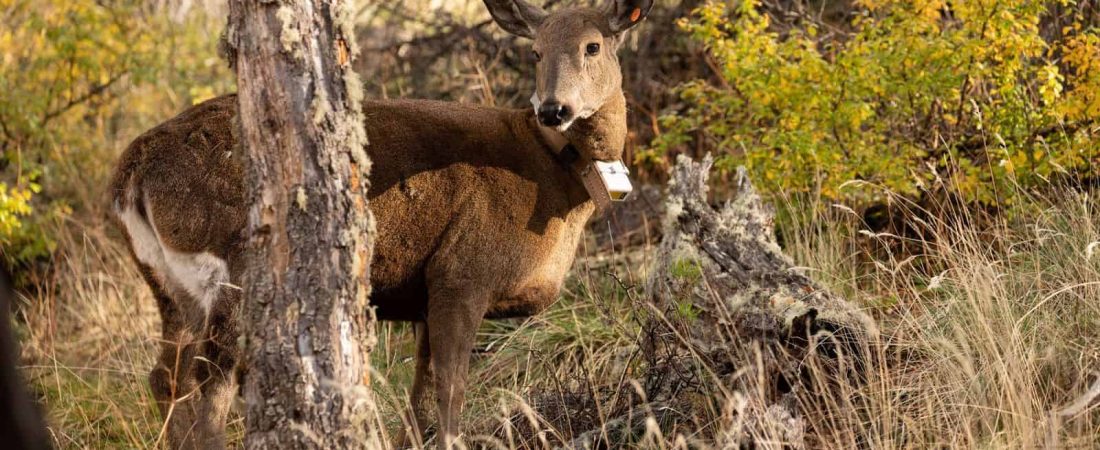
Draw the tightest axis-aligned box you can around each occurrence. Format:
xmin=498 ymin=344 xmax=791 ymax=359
xmin=641 ymin=155 xmax=876 ymax=448
xmin=274 ymin=5 xmax=301 ymax=56
xmin=229 ymin=0 xmax=378 ymax=447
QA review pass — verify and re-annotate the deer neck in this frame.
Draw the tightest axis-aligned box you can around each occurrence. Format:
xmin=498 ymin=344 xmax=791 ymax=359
xmin=565 ymin=92 xmax=627 ymax=161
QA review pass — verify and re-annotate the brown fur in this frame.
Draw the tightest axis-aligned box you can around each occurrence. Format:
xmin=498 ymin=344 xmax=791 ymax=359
xmin=109 ymin=1 xmax=652 ymax=448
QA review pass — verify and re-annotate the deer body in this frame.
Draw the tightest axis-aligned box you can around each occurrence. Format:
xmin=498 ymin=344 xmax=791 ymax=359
xmin=366 ymin=98 xmax=601 ymax=321
xmin=113 ymin=95 xmax=604 ymax=315
xmin=111 ymin=1 xmax=652 ymax=448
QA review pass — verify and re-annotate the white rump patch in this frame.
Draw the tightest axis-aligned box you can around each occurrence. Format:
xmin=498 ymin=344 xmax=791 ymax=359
xmin=161 ymin=248 xmax=228 ymax=315
xmin=116 ymin=198 xmax=227 ymax=316
xmin=117 ymin=202 xmax=167 ymax=282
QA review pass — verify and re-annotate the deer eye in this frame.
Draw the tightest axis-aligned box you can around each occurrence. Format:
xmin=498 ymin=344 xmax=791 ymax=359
xmin=532 ymin=50 xmax=541 ymax=61
xmin=586 ymin=43 xmax=600 ymax=56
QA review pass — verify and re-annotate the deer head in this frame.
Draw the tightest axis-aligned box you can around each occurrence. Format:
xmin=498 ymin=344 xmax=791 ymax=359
xmin=484 ymin=0 xmax=653 ymax=132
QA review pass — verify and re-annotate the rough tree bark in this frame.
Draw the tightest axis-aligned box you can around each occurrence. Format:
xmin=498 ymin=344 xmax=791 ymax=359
xmin=225 ymin=0 xmax=376 ymax=448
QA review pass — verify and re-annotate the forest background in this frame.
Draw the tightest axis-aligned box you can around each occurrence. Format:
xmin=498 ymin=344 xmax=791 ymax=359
xmin=2 ymin=0 xmax=1099 ymax=447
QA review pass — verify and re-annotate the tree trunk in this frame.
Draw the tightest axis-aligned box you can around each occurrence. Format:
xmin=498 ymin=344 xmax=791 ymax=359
xmin=225 ymin=0 xmax=376 ymax=448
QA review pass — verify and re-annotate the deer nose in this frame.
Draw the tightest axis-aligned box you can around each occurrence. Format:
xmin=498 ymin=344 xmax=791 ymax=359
xmin=537 ymin=102 xmax=572 ymax=127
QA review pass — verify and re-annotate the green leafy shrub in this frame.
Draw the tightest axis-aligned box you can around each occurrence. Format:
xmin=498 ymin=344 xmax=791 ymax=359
xmin=0 ymin=0 xmax=231 ymax=273
xmin=0 ymin=181 xmax=34 ymax=241
xmin=644 ymin=0 xmax=1100 ymax=209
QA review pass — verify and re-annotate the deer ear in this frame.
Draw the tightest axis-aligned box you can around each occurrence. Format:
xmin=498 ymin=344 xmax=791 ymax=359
xmin=483 ymin=0 xmax=548 ymax=39
xmin=605 ymin=0 xmax=654 ymax=34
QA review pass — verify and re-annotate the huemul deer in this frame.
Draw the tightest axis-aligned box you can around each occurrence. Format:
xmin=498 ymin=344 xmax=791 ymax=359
xmin=109 ymin=0 xmax=651 ymax=447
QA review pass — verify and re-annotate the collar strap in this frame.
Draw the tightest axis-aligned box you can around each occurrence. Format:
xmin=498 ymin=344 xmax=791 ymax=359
xmin=538 ymin=127 xmax=612 ymax=214
xmin=557 ymin=144 xmax=580 ymax=166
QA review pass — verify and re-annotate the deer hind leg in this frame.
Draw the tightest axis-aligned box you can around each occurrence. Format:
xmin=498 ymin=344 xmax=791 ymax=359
xmin=145 ymin=277 xmax=208 ymax=450
xmin=401 ymin=321 xmax=434 ymax=448
xmin=117 ymin=200 xmax=234 ymax=449
xmin=426 ymin=285 xmax=491 ymax=449
xmin=147 ymin=289 xmax=237 ymax=450
xmin=189 ymin=286 xmax=241 ymax=449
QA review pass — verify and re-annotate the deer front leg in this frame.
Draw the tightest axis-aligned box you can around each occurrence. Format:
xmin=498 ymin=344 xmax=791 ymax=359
xmin=400 ymin=321 xmax=433 ymax=448
xmin=426 ymin=287 xmax=490 ymax=449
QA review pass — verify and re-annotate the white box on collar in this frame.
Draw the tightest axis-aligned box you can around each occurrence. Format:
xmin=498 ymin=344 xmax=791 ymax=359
xmin=594 ymin=160 xmax=633 ymax=201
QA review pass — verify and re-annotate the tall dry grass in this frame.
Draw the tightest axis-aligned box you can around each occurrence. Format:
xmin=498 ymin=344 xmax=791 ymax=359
xmin=12 ymin=181 xmax=1100 ymax=448
xmin=779 ymin=186 xmax=1100 ymax=448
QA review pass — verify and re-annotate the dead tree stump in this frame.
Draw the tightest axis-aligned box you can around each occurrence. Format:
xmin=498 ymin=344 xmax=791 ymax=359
xmin=638 ymin=155 xmax=876 ymax=448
